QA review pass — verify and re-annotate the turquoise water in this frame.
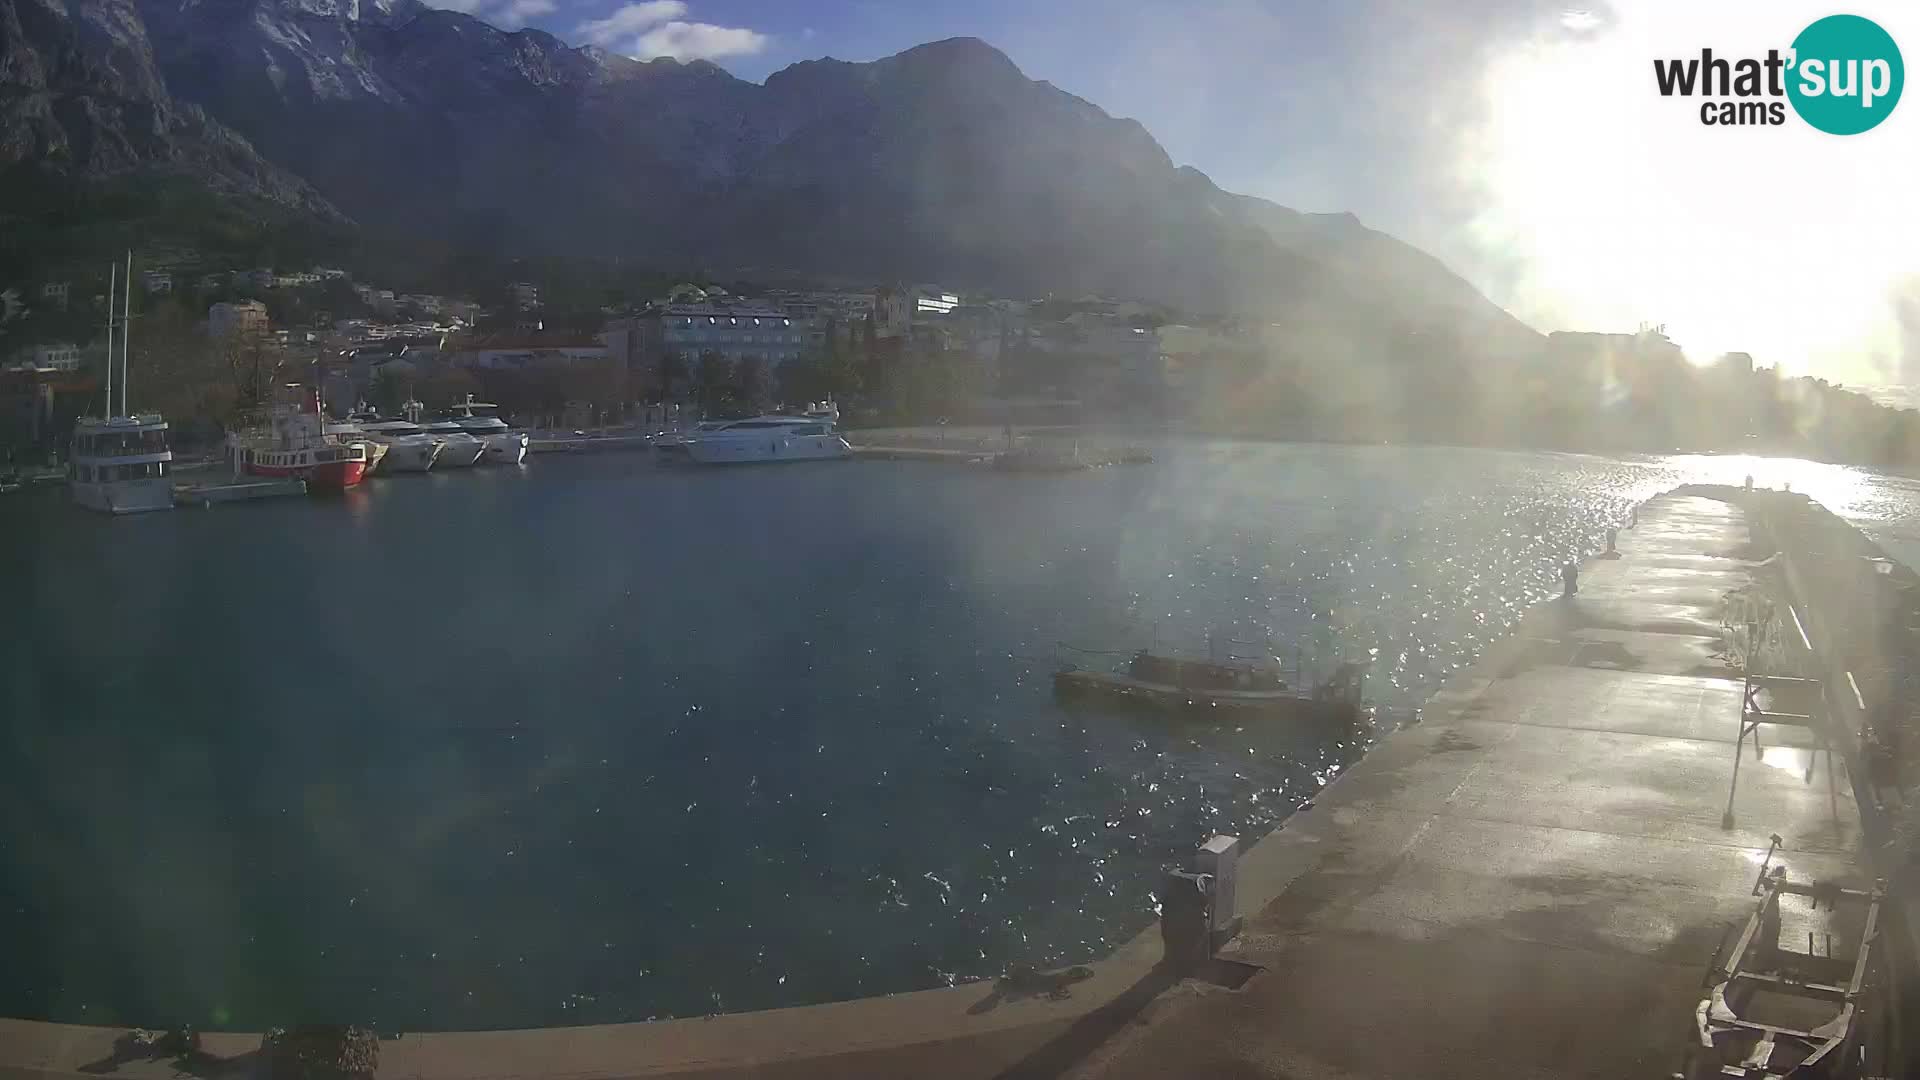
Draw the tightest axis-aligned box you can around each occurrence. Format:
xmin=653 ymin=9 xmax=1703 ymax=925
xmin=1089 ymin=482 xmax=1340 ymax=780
xmin=0 ymin=442 xmax=1910 ymax=1030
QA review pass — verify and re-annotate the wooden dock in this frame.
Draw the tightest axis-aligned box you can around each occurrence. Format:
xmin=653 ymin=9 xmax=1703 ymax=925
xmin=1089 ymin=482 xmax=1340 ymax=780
xmin=850 ymin=444 xmax=1152 ymax=469
xmin=852 ymin=445 xmax=992 ymax=463
xmin=171 ymin=478 xmax=307 ymax=507
xmin=528 ymin=434 xmax=654 ymax=454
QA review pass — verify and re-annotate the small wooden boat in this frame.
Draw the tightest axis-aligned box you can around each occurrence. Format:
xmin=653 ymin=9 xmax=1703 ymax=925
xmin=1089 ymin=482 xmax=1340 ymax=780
xmin=1054 ymin=648 xmax=1366 ymax=724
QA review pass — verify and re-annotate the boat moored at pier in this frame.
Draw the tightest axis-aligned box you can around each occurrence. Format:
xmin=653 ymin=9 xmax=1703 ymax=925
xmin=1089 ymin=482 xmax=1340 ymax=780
xmin=227 ymin=386 xmax=370 ymax=491
xmin=447 ymin=395 xmax=529 ymax=465
xmin=70 ymin=415 xmax=174 ymax=514
xmin=69 ymin=254 xmax=174 ymax=514
xmin=681 ymin=415 xmax=853 ymax=465
xmin=1054 ymin=646 xmax=1366 ymax=725
xmin=356 ymin=419 xmax=444 ymax=473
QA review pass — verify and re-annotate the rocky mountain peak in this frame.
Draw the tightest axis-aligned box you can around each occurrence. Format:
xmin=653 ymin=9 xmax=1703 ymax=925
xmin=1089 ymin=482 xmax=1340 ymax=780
xmin=3 ymin=7 xmax=1534 ymax=357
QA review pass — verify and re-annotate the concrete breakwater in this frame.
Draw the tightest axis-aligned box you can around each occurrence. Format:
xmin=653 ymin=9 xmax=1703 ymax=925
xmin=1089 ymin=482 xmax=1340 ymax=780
xmin=1069 ymin=488 xmax=1905 ymax=1079
xmin=1735 ymin=487 xmax=1920 ymax=1026
xmin=0 ymin=486 xmax=1908 ymax=1079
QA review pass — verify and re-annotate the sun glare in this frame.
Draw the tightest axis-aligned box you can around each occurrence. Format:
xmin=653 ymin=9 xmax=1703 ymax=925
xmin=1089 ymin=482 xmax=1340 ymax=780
xmin=1461 ymin=2 xmax=1920 ymax=385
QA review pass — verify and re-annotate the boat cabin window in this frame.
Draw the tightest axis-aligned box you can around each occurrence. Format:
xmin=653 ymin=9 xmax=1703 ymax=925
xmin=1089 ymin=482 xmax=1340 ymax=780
xmin=74 ymin=429 xmax=170 ymax=456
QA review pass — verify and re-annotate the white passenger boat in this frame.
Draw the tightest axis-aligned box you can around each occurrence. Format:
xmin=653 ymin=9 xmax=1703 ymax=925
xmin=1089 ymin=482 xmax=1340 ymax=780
xmin=69 ymin=255 xmax=174 ymax=514
xmin=682 ymin=415 xmax=853 ymax=465
xmin=70 ymin=415 xmax=174 ymax=513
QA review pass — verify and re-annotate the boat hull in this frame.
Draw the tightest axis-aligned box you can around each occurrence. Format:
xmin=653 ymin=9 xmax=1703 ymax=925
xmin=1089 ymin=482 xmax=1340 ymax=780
xmin=375 ymin=439 xmax=441 ymax=473
xmin=684 ymin=435 xmax=853 ymax=465
xmin=245 ymin=458 xmax=367 ymax=491
xmin=482 ymin=433 xmax=529 ymax=465
xmin=434 ymin=437 xmax=486 ymax=468
xmin=70 ymin=478 xmax=174 ymax=514
xmin=1052 ymin=668 xmax=1360 ymax=726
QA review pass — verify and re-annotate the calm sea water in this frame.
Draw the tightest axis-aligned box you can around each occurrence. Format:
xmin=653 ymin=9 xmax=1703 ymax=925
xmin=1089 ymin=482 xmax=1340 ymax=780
xmin=0 ymin=441 xmax=1913 ymax=1031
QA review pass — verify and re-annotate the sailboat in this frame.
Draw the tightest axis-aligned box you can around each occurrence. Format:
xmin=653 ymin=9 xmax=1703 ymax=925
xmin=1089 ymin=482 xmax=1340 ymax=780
xmin=68 ymin=253 xmax=175 ymax=514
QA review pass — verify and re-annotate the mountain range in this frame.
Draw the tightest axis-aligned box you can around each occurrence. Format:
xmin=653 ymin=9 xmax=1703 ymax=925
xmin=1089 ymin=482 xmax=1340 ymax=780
xmin=2 ymin=0 xmax=1538 ymax=355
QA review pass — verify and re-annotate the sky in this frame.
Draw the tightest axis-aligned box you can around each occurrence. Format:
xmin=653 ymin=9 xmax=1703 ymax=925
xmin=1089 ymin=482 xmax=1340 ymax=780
xmin=442 ymin=0 xmax=1920 ymax=395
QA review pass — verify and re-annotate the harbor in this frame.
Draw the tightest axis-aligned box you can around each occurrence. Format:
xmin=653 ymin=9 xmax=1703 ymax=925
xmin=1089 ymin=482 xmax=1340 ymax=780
xmin=2 ymin=480 xmax=1912 ymax=1078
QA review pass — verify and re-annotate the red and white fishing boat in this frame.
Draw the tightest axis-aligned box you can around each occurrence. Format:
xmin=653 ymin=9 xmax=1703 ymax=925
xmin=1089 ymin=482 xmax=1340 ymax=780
xmin=227 ymin=385 xmax=370 ymax=491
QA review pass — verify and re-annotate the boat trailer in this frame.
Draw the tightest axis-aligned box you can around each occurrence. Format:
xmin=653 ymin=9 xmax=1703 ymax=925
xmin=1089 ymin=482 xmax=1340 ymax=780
xmin=1682 ymin=836 xmax=1886 ymax=1079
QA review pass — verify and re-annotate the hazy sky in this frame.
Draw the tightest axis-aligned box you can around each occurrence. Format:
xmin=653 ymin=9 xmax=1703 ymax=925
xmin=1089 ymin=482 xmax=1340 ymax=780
xmin=458 ymin=0 xmax=1920 ymax=393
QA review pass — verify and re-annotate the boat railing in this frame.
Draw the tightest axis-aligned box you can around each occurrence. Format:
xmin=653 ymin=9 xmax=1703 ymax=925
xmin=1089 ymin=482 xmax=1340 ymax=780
xmin=72 ymin=447 xmax=174 ymax=463
xmin=1053 ymin=642 xmax=1134 ymax=673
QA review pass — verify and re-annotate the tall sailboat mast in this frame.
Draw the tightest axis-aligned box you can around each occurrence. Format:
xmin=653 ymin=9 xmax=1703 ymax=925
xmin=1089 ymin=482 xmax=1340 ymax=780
xmin=121 ymin=251 xmax=133 ymax=413
xmin=104 ymin=262 xmax=116 ymax=419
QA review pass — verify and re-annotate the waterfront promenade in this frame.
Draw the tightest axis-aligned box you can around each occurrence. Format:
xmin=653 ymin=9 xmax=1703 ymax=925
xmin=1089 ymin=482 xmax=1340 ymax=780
xmin=1067 ymin=492 xmax=1870 ymax=1079
xmin=0 ymin=492 xmax=1887 ymax=1079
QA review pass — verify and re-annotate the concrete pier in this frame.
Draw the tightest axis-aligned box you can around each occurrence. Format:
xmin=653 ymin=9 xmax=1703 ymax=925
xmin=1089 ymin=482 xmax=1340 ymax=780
xmin=528 ymin=433 xmax=653 ymax=454
xmin=1066 ymin=493 xmax=1874 ymax=1080
xmin=170 ymin=478 xmax=307 ymax=506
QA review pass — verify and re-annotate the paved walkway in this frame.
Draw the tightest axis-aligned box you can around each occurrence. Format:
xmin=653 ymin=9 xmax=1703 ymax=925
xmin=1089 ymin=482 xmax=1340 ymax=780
xmin=1068 ymin=495 xmax=1864 ymax=1080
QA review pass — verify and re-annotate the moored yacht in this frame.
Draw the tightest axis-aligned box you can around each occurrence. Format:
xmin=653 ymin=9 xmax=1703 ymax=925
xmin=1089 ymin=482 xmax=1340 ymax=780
xmin=69 ymin=254 xmax=174 ymax=514
xmin=71 ymin=415 xmax=174 ymax=514
xmin=325 ymin=417 xmax=387 ymax=476
xmin=653 ymin=420 xmax=730 ymax=462
xmin=682 ymin=415 xmax=853 ymax=465
xmin=446 ymin=395 xmax=528 ymax=465
xmin=419 ymin=419 xmax=486 ymax=468
xmin=356 ymin=419 xmax=444 ymax=473
xmin=227 ymin=385 xmax=370 ymax=491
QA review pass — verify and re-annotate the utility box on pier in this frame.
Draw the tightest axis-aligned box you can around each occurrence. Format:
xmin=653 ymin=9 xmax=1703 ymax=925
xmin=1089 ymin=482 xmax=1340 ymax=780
xmin=1197 ymin=834 xmax=1240 ymax=938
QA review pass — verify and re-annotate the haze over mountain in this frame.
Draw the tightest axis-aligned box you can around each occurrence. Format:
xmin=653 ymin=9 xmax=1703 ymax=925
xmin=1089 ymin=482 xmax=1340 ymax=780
xmin=4 ymin=0 xmax=1539 ymax=359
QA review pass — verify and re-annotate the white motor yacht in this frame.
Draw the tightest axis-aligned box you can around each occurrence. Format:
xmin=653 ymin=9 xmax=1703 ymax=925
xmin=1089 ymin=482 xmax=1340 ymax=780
xmin=357 ymin=419 xmax=444 ymax=473
xmin=682 ymin=415 xmax=853 ymax=465
xmin=419 ymin=420 xmax=486 ymax=468
xmin=653 ymin=420 xmax=730 ymax=462
xmin=446 ymin=395 xmax=528 ymax=465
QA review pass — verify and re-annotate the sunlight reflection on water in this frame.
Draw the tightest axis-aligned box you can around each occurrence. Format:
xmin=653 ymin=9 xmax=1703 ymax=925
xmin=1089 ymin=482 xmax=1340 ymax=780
xmin=2 ymin=442 xmax=1917 ymax=1029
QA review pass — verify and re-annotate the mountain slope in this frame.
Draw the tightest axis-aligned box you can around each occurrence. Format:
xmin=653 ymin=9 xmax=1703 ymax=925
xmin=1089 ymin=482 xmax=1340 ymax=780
xmin=31 ymin=1 xmax=1532 ymax=354
xmin=0 ymin=0 xmax=330 ymax=206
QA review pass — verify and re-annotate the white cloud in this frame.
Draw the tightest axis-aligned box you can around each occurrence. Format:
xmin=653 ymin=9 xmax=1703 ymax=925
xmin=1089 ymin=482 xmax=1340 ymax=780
xmin=632 ymin=19 xmax=769 ymax=61
xmin=426 ymin=0 xmax=556 ymax=29
xmin=497 ymin=0 xmax=556 ymax=27
xmin=574 ymin=1 xmax=687 ymax=46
